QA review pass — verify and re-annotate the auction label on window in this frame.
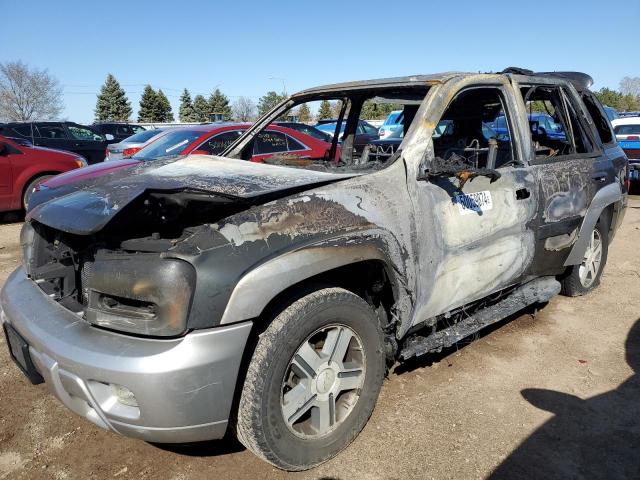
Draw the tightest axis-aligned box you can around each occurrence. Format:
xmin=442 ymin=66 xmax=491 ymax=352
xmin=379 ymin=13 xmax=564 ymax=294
xmin=454 ymin=191 xmax=493 ymax=215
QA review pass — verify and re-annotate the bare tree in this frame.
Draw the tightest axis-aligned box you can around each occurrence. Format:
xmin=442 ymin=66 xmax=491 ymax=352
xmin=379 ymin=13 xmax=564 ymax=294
xmin=620 ymin=77 xmax=640 ymax=98
xmin=233 ymin=96 xmax=257 ymax=122
xmin=0 ymin=61 xmax=63 ymax=121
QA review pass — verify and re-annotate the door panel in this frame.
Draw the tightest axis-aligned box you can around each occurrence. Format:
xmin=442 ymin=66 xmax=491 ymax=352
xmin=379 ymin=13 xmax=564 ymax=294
xmin=413 ymin=168 xmax=538 ymax=322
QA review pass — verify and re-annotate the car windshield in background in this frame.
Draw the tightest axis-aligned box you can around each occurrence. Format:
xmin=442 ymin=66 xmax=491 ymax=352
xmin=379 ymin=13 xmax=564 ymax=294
xmin=124 ymin=129 xmax=163 ymax=143
xmin=133 ymin=129 xmax=202 ymax=160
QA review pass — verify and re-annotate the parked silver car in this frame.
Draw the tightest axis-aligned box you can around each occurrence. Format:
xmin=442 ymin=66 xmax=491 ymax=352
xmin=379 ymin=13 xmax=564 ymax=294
xmin=105 ymin=128 xmax=165 ymax=161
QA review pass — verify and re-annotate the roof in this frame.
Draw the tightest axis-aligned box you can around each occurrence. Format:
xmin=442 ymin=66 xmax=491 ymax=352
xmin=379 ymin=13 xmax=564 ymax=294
xmin=293 ymin=69 xmax=594 ymax=97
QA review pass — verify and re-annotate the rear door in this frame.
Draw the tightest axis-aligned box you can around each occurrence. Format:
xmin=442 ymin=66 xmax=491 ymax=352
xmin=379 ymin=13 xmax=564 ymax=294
xmin=517 ymin=82 xmax=614 ymax=275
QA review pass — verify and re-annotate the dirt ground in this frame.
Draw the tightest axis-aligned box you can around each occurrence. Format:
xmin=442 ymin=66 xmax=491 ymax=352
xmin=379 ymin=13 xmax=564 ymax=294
xmin=0 ymin=198 xmax=639 ymax=480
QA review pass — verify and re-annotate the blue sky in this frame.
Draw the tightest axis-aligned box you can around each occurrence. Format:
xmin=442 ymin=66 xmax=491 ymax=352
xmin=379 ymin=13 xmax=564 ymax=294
xmin=2 ymin=0 xmax=638 ymax=123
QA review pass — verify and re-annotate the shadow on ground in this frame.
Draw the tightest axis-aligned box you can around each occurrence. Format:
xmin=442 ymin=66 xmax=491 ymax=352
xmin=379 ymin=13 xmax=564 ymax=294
xmin=0 ymin=211 xmax=24 ymax=224
xmin=150 ymin=433 xmax=245 ymax=457
xmin=490 ymin=318 xmax=640 ymax=480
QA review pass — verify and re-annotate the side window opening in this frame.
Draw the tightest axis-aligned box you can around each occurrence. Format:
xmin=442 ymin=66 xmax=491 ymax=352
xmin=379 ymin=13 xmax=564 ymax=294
xmin=36 ymin=124 xmax=68 ymax=139
xmin=581 ymin=93 xmax=614 ymax=145
xmin=520 ymin=86 xmax=593 ymax=160
xmin=431 ymin=87 xmax=516 ymax=170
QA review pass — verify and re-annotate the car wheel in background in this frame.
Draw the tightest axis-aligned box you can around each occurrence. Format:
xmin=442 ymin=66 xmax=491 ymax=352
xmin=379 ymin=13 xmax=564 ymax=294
xmin=22 ymin=175 xmax=53 ymax=211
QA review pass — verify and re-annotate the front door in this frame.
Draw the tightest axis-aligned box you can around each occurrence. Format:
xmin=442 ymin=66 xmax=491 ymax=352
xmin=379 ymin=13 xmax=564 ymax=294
xmin=412 ymin=84 xmax=539 ymax=323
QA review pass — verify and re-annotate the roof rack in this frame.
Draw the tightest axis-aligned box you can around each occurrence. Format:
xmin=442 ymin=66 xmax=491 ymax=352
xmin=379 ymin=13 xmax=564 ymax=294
xmin=501 ymin=67 xmax=593 ymax=90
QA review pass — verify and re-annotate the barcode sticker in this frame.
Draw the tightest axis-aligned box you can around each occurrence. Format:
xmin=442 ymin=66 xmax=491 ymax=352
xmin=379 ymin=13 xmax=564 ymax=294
xmin=454 ymin=191 xmax=493 ymax=215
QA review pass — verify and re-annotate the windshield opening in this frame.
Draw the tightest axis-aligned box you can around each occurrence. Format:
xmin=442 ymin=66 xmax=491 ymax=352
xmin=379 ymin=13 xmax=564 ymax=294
xmin=224 ymin=86 xmax=430 ymax=173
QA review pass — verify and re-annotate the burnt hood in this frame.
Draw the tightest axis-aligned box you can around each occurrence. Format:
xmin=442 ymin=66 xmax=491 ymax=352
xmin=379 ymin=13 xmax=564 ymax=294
xmin=28 ymin=154 xmax=356 ymax=235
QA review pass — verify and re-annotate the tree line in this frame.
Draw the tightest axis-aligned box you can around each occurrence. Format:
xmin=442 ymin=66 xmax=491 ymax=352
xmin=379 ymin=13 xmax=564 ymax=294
xmin=3 ymin=62 xmax=640 ymax=124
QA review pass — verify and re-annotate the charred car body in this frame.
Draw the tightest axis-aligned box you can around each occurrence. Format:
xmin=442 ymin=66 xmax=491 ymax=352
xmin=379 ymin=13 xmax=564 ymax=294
xmin=0 ymin=68 xmax=629 ymax=470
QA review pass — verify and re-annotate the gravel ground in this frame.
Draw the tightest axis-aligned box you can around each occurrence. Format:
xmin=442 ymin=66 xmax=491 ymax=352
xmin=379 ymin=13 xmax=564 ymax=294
xmin=0 ymin=197 xmax=639 ymax=480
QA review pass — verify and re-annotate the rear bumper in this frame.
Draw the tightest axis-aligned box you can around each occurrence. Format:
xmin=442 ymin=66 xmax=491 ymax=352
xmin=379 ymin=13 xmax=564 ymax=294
xmin=0 ymin=267 xmax=252 ymax=443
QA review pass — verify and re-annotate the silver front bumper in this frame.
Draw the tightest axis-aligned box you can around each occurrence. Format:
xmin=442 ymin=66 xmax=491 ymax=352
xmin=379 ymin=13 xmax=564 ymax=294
xmin=0 ymin=267 xmax=252 ymax=443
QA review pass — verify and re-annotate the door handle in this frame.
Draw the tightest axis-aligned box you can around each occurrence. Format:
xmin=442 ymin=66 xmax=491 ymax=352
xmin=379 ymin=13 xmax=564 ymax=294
xmin=515 ymin=188 xmax=530 ymax=200
xmin=592 ymin=173 xmax=607 ymax=183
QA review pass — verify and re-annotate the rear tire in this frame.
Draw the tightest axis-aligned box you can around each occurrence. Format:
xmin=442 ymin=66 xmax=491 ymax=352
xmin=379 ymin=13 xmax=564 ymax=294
xmin=235 ymin=287 xmax=385 ymax=471
xmin=560 ymin=218 xmax=609 ymax=296
xmin=22 ymin=175 xmax=53 ymax=211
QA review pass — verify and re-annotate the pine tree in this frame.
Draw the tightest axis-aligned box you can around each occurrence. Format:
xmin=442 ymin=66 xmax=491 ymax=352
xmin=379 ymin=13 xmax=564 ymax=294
xmin=317 ymin=100 xmax=333 ymax=120
xmin=156 ymin=89 xmax=174 ymax=122
xmin=207 ymin=88 xmax=232 ymax=121
xmin=95 ymin=74 xmax=132 ymax=121
xmin=297 ymin=103 xmax=312 ymax=123
xmin=192 ymin=95 xmax=210 ymax=122
xmin=179 ymin=88 xmax=196 ymax=122
xmin=138 ymin=85 xmax=158 ymax=122
xmin=257 ymin=91 xmax=286 ymax=117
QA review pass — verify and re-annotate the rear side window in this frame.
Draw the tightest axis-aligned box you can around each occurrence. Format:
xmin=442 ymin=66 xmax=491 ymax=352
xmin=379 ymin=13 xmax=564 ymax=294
xmin=254 ymin=131 xmax=288 ymax=154
xmin=614 ymin=124 xmax=640 ymax=135
xmin=286 ymin=135 xmax=306 ymax=151
xmin=581 ymin=93 xmax=614 ymax=144
xmin=8 ymin=125 xmax=33 ymax=138
xmin=36 ymin=124 xmax=68 ymax=139
xmin=198 ymin=130 xmax=243 ymax=155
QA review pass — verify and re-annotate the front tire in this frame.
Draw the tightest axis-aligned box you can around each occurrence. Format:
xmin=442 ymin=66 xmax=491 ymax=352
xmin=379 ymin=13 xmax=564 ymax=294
xmin=560 ymin=218 xmax=609 ymax=296
xmin=236 ymin=287 xmax=385 ymax=471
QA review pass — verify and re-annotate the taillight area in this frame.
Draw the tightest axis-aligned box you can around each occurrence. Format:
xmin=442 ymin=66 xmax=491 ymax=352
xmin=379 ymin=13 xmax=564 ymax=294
xmin=105 ymin=147 xmax=109 ymax=159
xmin=122 ymin=147 xmax=141 ymax=158
xmin=627 ymin=135 xmax=640 ymax=141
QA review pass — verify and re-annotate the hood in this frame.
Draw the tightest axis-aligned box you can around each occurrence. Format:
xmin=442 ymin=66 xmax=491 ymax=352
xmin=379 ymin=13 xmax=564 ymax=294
xmin=42 ymin=158 xmax=140 ymax=188
xmin=28 ymin=154 xmax=356 ymax=235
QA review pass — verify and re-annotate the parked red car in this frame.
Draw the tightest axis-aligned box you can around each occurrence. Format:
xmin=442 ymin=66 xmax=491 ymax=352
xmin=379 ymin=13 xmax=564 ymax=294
xmin=130 ymin=123 xmax=339 ymax=162
xmin=0 ymin=135 xmax=86 ymax=212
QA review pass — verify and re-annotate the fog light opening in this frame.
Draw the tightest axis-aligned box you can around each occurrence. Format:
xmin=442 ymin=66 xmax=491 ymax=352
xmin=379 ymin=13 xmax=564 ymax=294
xmin=110 ymin=384 xmax=138 ymax=407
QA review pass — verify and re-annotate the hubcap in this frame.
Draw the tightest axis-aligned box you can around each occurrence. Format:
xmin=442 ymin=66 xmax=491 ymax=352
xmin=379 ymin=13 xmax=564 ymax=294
xmin=578 ymin=227 xmax=603 ymax=288
xmin=281 ymin=324 xmax=365 ymax=438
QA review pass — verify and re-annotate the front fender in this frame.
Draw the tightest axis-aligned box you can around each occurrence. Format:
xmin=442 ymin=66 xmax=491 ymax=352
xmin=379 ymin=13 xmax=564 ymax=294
xmin=219 ymin=240 xmax=389 ymax=324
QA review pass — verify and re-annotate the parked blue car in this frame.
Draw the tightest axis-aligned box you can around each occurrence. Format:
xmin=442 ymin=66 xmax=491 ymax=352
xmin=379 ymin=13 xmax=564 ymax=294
xmin=378 ymin=110 xmax=403 ymax=138
xmin=493 ymin=113 xmax=567 ymax=141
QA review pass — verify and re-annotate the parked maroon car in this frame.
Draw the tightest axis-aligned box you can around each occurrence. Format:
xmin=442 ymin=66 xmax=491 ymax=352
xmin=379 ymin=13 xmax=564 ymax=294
xmin=0 ymin=135 xmax=86 ymax=212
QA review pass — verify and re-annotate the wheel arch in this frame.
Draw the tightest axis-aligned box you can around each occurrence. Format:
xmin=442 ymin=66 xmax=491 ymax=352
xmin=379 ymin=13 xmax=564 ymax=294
xmin=219 ymin=243 xmax=404 ymax=329
xmin=18 ymin=171 xmax=60 ymax=210
xmin=564 ymin=181 xmax=622 ymax=266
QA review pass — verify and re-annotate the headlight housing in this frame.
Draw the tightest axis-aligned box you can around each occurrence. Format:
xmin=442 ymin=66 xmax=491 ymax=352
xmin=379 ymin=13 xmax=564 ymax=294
xmin=85 ymin=255 xmax=196 ymax=336
xmin=20 ymin=222 xmax=36 ymax=276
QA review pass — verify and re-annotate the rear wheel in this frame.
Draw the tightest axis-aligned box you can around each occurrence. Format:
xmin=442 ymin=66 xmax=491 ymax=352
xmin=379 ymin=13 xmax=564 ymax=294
xmin=22 ymin=175 xmax=53 ymax=211
xmin=560 ymin=218 xmax=609 ymax=296
xmin=235 ymin=287 xmax=385 ymax=470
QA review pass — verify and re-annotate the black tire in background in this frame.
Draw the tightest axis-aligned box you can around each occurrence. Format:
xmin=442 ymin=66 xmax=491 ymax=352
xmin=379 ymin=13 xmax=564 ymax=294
xmin=235 ymin=287 xmax=386 ymax=471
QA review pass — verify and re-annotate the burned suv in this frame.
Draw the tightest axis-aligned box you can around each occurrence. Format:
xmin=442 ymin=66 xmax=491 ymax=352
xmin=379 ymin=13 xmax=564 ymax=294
xmin=0 ymin=68 xmax=629 ymax=470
